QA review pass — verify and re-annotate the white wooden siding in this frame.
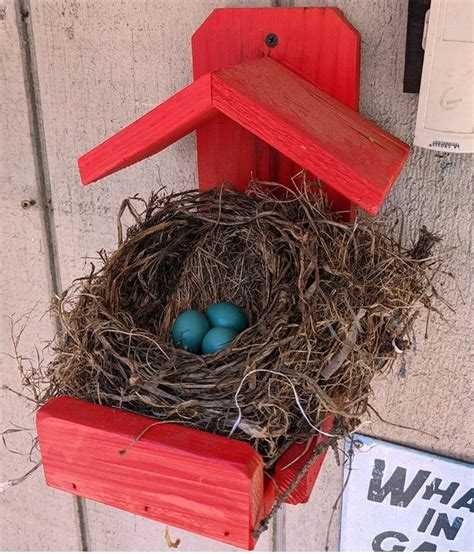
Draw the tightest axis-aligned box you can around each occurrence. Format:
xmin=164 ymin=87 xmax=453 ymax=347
xmin=1 ymin=0 xmax=472 ymax=550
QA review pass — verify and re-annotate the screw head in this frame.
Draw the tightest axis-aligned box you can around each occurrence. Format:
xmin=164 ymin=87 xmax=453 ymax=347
xmin=265 ymin=33 xmax=278 ymax=48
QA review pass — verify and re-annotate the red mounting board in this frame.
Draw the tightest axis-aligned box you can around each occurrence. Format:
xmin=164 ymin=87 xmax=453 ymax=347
xmin=192 ymin=6 xmax=361 ymax=212
xmin=37 ymin=397 xmax=270 ymax=550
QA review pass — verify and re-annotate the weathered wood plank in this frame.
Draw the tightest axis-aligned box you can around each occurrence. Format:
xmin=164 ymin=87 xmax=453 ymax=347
xmin=17 ymin=0 xmax=473 ymax=551
xmin=284 ymin=0 xmax=474 ymax=550
xmin=28 ymin=0 xmax=273 ymax=550
xmin=0 ymin=1 xmax=81 ymax=549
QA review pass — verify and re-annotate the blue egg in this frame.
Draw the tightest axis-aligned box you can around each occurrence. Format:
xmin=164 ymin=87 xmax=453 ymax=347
xmin=202 ymin=326 xmax=239 ymax=354
xmin=172 ymin=310 xmax=210 ymax=353
xmin=205 ymin=303 xmax=248 ymax=333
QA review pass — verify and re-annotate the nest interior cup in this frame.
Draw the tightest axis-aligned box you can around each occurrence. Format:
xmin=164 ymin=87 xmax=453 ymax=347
xmin=37 ymin=183 xmax=442 ymax=466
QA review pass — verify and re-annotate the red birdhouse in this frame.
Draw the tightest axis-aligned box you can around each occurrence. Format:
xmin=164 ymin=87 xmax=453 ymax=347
xmin=37 ymin=7 xmax=409 ymax=550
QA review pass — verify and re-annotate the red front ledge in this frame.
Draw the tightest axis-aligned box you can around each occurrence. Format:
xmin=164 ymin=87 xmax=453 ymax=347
xmin=37 ymin=397 xmax=332 ymax=549
xmin=37 ymin=397 xmax=267 ymax=550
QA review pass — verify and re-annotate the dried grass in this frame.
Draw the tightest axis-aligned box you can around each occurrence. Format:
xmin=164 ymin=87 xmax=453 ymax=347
xmin=23 ymin=182 xmax=446 ymax=466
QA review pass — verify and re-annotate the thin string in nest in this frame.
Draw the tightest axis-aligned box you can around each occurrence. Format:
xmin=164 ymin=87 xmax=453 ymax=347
xmin=24 ymin=182 xmax=446 ymax=467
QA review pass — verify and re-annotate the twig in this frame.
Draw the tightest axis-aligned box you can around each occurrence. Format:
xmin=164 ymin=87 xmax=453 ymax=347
xmin=252 ymin=434 xmax=338 ymax=539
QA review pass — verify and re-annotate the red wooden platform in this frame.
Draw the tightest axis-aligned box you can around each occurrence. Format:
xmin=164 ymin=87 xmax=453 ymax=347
xmin=38 ymin=396 xmax=334 ymax=548
xmin=38 ymin=397 xmax=268 ymax=550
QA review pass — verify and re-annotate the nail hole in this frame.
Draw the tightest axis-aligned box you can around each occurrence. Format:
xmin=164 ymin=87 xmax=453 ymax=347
xmin=71 ymin=483 xmax=77 ymax=490
xmin=224 ymin=531 xmax=230 ymax=537
xmin=144 ymin=506 xmax=150 ymax=512
xmin=21 ymin=199 xmax=36 ymax=209
xmin=265 ymin=33 xmax=278 ymax=48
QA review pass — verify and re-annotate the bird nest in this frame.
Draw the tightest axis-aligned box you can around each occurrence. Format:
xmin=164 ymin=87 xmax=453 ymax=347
xmin=27 ymin=183 xmax=445 ymax=466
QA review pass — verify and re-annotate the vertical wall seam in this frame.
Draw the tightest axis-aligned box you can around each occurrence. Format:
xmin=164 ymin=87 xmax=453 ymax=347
xmin=14 ymin=0 xmax=90 ymax=551
xmin=15 ymin=0 xmax=62 ymax=298
xmin=272 ymin=506 xmax=287 ymax=552
xmin=75 ymin=497 xmax=91 ymax=552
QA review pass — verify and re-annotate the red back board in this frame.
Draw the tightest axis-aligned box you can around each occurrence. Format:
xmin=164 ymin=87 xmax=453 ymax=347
xmin=192 ymin=7 xmax=360 ymax=211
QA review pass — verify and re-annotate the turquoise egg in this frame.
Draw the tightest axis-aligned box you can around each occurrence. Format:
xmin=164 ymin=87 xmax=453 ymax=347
xmin=205 ymin=303 xmax=248 ymax=333
xmin=202 ymin=326 xmax=239 ymax=355
xmin=172 ymin=310 xmax=210 ymax=353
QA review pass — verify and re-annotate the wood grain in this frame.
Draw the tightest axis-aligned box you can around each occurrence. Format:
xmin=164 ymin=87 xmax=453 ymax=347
xmin=0 ymin=1 xmax=81 ymax=549
xmin=37 ymin=398 xmax=268 ymax=550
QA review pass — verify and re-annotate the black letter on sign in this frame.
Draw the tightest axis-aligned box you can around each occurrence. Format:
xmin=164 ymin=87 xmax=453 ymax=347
xmin=417 ymin=508 xmax=436 ymax=532
xmin=452 ymin=488 xmax=474 ymax=513
xmin=431 ymin=513 xmax=464 ymax=540
xmin=368 ymin=459 xmax=431 ymax=507
xmin=422 ymin=478 xmax=459 ymax=505
xmin=372 ymin=531 xmax=409 ymax=552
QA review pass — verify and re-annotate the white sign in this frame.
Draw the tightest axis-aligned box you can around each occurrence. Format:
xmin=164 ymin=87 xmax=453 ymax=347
xmin=341 ymin=434 xmax=473 ymax=552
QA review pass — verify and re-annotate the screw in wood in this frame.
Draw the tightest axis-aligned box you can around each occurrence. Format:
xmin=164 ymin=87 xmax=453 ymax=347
xmin=265 ymin=33 xmax=278 ymax=48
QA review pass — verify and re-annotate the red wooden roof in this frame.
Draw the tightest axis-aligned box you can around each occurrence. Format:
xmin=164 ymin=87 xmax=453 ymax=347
xmin=78 ymin=56 xmax=409 ymax=215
